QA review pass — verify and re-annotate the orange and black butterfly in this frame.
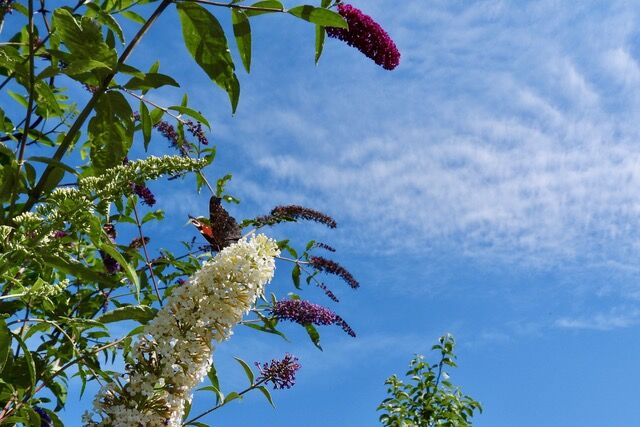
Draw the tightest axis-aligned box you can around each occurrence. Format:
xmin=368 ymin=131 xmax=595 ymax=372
xmin=189 ymin=196 xmax=242 ymax=251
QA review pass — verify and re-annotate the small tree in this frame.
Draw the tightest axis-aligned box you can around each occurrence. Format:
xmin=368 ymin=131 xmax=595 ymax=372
xmin=378 ymin=334 xmax=482 ymax=427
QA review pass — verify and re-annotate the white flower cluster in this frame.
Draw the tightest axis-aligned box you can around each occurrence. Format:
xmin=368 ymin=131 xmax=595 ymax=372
xmin=85 ymin=234 xmax=280 ymax=427
xmin=79 ymin=155 xmax=207 ymax=204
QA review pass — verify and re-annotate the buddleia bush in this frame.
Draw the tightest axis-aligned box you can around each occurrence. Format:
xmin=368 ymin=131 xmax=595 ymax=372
xmin=0 ymin=0 xmax=402 ymax=425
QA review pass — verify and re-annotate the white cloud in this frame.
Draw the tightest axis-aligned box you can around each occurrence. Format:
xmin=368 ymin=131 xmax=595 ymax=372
xmin=555 ymin=307 xmax=640 ymax=330
xmin=222 ymin=1 xmax=640 ymax=272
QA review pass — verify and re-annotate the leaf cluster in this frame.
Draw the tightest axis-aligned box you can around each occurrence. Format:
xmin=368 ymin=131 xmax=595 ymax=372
xmin=378 ymin=335 xmax=482 ymax=427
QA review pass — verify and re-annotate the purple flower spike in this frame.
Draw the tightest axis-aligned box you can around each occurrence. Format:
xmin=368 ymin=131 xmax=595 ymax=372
xmin=133 ymin=183 xmax=156 ymax=207
xmin=271 ymin=299 xmax=355 ymax=336
xmin=154 ymin=120 xmax=180 ymax=149
xmin=33 ymin=407 xmax=53 ymax=427
xmin=255 ymin=354 xmax=301 ymax=389
xmin=53 ymin=230 xmax=68 ymax=239
xmin=271 ymin=299 xmax=337 ymax=325
xmin=186 ymin=120 xmax=209 ymax=145
xmin=327 ymin=3 xmax=401 ymax=70
xmin=309 ymin=256 xmax=360 ymax=289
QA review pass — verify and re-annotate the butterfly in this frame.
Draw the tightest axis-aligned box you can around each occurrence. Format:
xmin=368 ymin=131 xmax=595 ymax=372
xmin=189 ymin=196 xmax=242 ymax=251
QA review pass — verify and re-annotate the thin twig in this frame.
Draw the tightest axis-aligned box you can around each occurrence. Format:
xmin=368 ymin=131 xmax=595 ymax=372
xmin=132 ymin=202 xmax=164 ymax=305
xmin=186 ymin=0 xmax=286 ymax=13
xmin=8 ymin=0 xmax=36 ymax=216
xmin=182 ymin=379 xmax=268 ymax=425
xmin=120 ymin=88 xmax=216 ymax=194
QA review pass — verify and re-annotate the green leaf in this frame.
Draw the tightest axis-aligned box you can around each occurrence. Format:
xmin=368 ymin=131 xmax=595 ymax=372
xmin=244 ymin=0 xmax=284 ymax=17
xmin=177 ymin=2 xmax=240 ymax=113
xmin=52 ymin=9 xmax=117 ymax=70
xmin=141 ymin=209 xmax=164 ymax=224
xmin=61 ymin=59 xmax=112 ymax=77
xmin=27 ymin=156 xmax=78 ymax=175
xmin=216 ymin=173 xmax=232 ymax=196
xmin=140 ymin=101 xmax=152 ymax=150
xmin=257 ymin=385 xmax=275 ymax=408
xmin=96 ymin=305 xmax=157 ymax=324
xmin=231 ymin=9 xmax=252 ymax=73
xmin=12 ymin=333 xmax=35 ymax=389
xmin=0 ymin=318 xmax=10 ymax=373
xmin=41 ymin=165 xmax=65 ymax=194
xmin=167 ymin=106 xmax=211 ymax=129
xmin=88 ymin=91 xmax=134 ymax=171
xmin=223 ymin=391 xmax=241 ymax=404
xmin=315 ymin=25 xmax=325 ymax=63
xmin=288 ymin=5 xmax=347 ymax=28
xmin=121 ymin=10 xmax=146 ymax=25
xmin=124 ymin=73 xmax=180 ymax=90
xmin=41 ymin=254 xmax=120 ymax=289
xmin=304 ymin=323 xmax=322 ymax=350
xmin=99 ymin=243 xmax=140 ymax=300
xmin=234 ymin=357 xmax=255 ymax=385
xmin=291 ymin=264 xmax=301 ymax=289
xmin=206 ymin=364 xmax=224 ymax=404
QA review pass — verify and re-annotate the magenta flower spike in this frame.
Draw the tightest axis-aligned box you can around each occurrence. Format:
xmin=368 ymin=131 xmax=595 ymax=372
xmin=327 ymin=3 xmax=401 ymax=70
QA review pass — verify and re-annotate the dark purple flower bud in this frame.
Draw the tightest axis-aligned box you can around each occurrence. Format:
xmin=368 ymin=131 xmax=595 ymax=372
xmin=100 ymin=224 xmax=121 ymax=274
xmin=154 ymin=120 xmax=180 ymax=149
xmin=101 ymin=252 xmax=122 ymax=275
xmin=185 ymin=120 xmax=209 ymax=145
xmin=314 ymin=242 xmax=336 ymax=252
xmin=335 ymin=315 xmax=356 ymax=337
xmin=132 ymin=183 xmax=156 ymax=207
xmin=270 ymin=205 xmax=337 ymax=228
xmin=53 ymin=230 xmax=68 ymax=239
xmin=309 ymin=256 xmax=359 ymax=289
xmin=271 ymin=299 xmax=337 ymax=326
xmin=255 ymin=354 xmax=301 ymax=389
xmin=270 ymin=299 xmax=355 ymax=336
xmin=83 ymin=84 xmax=100 ymax=94
xmin=327 ymin=3 xmax=401 ymax=70
xmin=315 ymin=281 xmax=340 ymax=303
xmin=0 ymin=0 xmax=14 ymax=16
xmin=33 ymin=406 xmax=53 ymax=427
xmin=129 ymin=236 xmax=150 ymax=249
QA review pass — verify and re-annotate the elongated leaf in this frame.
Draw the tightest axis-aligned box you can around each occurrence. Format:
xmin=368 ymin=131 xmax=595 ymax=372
xmin=140 ymin=102 xmax=152 ymax=150
xmin=177 ymin=3 xmax=240 ymax=113
xmin=12 ymin=333 xmax=36 ymax=389
xmin=288 ymin=5 xmax=347 ymax=28
xmin=231 ymin=9 xmax=252 ymax=73
xmin=99 ymin=243 xmax=140 ymax=300
xmin=304 ymin=323 xmax=322 ymax=350
xmin=97 ymin=305 xmax=157 ymax=324
xmin=292 ymin=264 xmax=301 ymax=289
xmin=206 ymin=364 xmax=224 ymax=404
xmin=245 ymin=0 xmax=284 ymax=17
xmin=234 ymin=357 xmax=255 ymax=385
xmin=167 ymin=106 xmax=211 ymax=129
xmin=223 ymin=391 xmax=241 ymax=404
xmin=0 ymin=318 xmax=10 ymax=373
xmin=121 ymin=10 xmax=146 ymax=24
xmin=315 ymin=25 xmax=325 ymax=63
xmin=242 ymin=322 xmax=289 ymax=340
xmin=88 ymin=91 xmax=134 ymax=171
xmin=124 ymin=73 xmax=180 ymax=90
xmin=257 ymin=385 xmax=275 ymax=407
xmin=27 ymin=156 xmax=78 ymax=175
xmin=41 ymin=254 xmax=119 ymax=289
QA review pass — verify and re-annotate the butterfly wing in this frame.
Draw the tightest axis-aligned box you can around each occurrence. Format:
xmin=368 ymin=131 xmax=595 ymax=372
xmin=209 ymin=196 xmax=241 ymax=250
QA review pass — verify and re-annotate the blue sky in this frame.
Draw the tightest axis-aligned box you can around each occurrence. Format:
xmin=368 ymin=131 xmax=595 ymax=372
xmin=34 ymin=0 xmax=640 ymax=425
